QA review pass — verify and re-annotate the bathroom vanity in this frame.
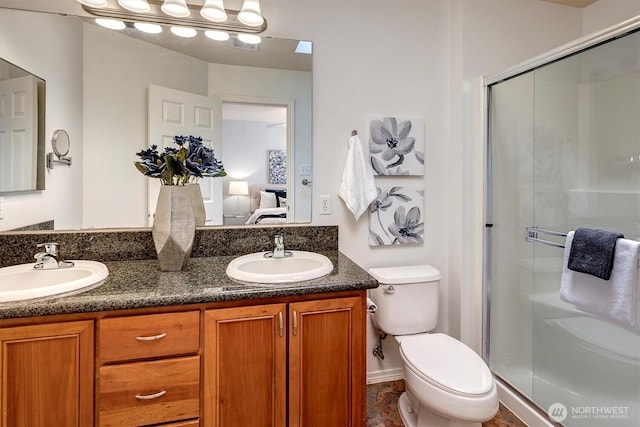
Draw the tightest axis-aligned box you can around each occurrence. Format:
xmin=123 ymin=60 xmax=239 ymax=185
xmin=0 ymin=227 xmax=377 ymax=427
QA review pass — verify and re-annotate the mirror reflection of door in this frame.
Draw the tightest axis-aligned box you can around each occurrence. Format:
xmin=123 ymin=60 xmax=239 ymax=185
xmin=221 ymin=102 xmax=288 ymax=225
xmin=148 ymin=84 xmax=223 ymax=226
xmin=0 ymin=75 xmax=37 ymax=192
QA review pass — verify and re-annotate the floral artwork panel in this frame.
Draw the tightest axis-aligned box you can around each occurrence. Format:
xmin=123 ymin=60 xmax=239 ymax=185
xmin=268 ymin=150 xmax=287 ymax=184
xmin=369 ymin=186 xmax=424 ymax=246
xmin=369 ymin=116 xmax=424 ymax=176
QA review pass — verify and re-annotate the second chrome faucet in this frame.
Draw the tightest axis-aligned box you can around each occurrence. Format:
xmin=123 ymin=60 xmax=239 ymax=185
xmin=264 ymin=234 xmax=293 ymax=258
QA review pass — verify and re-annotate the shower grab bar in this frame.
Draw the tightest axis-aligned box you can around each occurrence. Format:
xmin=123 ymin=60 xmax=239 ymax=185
xmin=525 ymin=226 xmax=567 ymax=248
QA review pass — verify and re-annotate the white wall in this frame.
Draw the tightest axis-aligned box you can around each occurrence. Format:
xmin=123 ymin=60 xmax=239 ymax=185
xmin=0 ymin=9 xmax=83 ymax=231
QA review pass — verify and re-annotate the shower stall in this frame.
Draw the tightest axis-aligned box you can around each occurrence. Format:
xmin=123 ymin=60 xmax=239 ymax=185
xmin=486 ymin=21 xmax=640 ymax=426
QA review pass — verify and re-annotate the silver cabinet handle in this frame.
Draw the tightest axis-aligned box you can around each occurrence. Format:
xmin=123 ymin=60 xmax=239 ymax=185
xmin=292 ymin=310 xmax=298 ymax=336
xmin=135 ymin=333 xmax=167 ymax=341
xmin=135 ymin=390 xmax=166 ymax=400
xmin=278 ymin=312 xmax=284 ymax=337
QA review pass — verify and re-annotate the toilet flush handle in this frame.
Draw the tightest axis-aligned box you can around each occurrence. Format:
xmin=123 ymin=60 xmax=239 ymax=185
xmin=383 ymin=285 xmax=395 ymax=294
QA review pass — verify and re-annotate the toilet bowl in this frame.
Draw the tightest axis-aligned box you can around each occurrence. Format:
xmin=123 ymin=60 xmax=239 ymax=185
xmin=397 ymin=333 xmax=498 ymax=427
xmin=368 ymin=265 xmax=498 ymax=427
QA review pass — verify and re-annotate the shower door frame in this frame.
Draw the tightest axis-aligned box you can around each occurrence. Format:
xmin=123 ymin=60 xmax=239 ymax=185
xmin=483 ymin=13 xmax=640 ymax=420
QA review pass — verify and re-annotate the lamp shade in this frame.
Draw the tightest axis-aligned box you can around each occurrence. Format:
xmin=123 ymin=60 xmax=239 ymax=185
xmin=228 ymin=181 xmax=249 ymax=195
xmin=77 ymin=0 xmax=108 ymax=7
xmin=237 ymin=0 xmax=264 ymax=27
xmin=118 ymin=0 xmax=150 ymax=13
xmin=201 ymin=0 xmax=228 ymax=22
xmin=161 ymin=0 xmax=191 ymax=18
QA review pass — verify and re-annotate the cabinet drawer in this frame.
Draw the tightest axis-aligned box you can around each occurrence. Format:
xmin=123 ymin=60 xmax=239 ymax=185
xmin=98 ymin=356 xmax=200 ymax=427
xmin=99 ymin=311 xmax=199 ymax=363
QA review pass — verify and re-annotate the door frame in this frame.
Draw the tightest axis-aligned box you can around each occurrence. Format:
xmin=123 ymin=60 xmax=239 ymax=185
xmin=215 ymin=94 xmax=295 ymax=221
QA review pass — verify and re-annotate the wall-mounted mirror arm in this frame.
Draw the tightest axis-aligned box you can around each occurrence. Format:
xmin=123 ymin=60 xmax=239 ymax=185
xmin=47 ymin=129 xmax=72 ymax=169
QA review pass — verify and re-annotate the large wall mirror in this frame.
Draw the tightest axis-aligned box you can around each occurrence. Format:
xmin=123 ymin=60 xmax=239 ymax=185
xmin=0 ymin=0 xmax=312 ymax=231
xmin=0 ymin=56 xmax=45 ymax=193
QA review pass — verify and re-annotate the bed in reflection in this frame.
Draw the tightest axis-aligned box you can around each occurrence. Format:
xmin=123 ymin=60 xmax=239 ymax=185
xmin=245 ymin=184 xmax=287 ymax=224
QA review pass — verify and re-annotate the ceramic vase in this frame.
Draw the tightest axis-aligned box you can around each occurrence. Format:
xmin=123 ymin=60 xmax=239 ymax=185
xmin=152 ymin=186 xmax=195 ymax=271
xmin=187 ymin=183 xmax=206 ymax=226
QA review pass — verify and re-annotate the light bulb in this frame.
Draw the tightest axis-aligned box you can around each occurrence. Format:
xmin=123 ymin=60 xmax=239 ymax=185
xmin=95 ymin=18 xmax=126 ymax=30
xmin=205 ymin=30 xmax=230 ymax=41
xmin=134 ymin=22 xmax=163 ymax=34
xmin=170 ymin=26 xmax=197 ymax=38
xmin=237 ymin=33 xmax=261 ymax=45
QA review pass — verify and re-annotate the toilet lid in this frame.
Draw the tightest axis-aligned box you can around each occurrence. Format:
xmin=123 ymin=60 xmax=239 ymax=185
xmin=399 ymin=333 xmax=494 ymax=397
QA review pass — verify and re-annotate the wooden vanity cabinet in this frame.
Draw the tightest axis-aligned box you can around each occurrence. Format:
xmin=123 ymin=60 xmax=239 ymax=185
xmin=0 ymin=320 xmax=94 ymax=427
xmin=204 ymin=295 xmax=366 ymax=427
xmin=96 ymin=311 xmax=200 ymax=427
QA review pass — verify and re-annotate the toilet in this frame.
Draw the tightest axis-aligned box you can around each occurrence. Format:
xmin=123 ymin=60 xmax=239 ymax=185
xmin=368 ymin=265 xmax=498 ymax=427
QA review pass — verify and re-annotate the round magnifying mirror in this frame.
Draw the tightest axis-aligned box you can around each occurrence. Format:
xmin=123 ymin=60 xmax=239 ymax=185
xmin=52 ymin=129 xmax=70 ymax=157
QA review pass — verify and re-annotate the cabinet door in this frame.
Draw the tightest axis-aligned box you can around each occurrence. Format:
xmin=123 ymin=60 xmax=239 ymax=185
xmin=289 ymin=296 xmax=366 ymax=427
xmin=0 ymin=320 xmax=94 ymax=427
xmin=204 ymin=304 xmax=287 ymax=427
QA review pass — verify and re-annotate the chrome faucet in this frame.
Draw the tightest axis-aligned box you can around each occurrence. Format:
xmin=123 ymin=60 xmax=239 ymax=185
xmin=34 ymin=242 xmax=74 ymax=269
xmin=264 ymin=234 xmax=292 ymax=258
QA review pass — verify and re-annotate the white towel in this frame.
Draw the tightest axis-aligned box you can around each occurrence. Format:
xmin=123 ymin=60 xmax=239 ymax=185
xmin=339 ymin=135 xmax=377 ymax=221
xmin=560 ymin=231 xmax=640 ymax=329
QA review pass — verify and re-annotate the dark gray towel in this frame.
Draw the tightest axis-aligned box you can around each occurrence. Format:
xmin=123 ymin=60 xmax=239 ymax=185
xmin=568 ymin=227 xmax=624 ymax=280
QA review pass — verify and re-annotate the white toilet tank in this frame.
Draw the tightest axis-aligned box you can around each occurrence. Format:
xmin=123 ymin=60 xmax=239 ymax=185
xmin=368 ymin=265 xmax=441 ymax=336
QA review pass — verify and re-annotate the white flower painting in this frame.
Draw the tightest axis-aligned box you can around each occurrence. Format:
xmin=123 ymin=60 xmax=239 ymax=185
xmin=268 ymin=150 xmax=286 ymax=184
xmin=369 ymin=116 xmax=424 ymax=176
xmin=369 ymin=186 xmax=424 ymax=246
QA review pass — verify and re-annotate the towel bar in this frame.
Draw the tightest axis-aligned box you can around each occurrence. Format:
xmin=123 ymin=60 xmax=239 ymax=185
xmin=525 ymin=227 xmax=640 ymax=266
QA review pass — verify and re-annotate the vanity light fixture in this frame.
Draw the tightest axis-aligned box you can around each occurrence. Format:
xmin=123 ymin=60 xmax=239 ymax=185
xmin=118 ymin=0 xmax=150 ymax=13
xmin=237 ymin=33 xmax=261 ymax=45
xmin=79 ymin=0 xmax=267 ymax=35
xmin=237 ymin=0 xmax=264 ymax=27
xmin=200 ymin=0 xmax=227 ymax=22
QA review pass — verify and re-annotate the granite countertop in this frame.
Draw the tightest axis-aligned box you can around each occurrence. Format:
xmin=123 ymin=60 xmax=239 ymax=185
xmin=0 ymin=251 xmax=378 ymax=320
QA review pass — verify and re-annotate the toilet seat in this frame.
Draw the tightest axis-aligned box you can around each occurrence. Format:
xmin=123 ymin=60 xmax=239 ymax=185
xmin=399 ymin=333 xmax=494 ymax=397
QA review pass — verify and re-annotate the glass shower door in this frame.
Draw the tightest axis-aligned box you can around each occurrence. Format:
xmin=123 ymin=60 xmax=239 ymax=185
xmin=488 ymin=71 xmax=535 ymax=399
xmin=489 ymin=28 xmax=640 ymax=426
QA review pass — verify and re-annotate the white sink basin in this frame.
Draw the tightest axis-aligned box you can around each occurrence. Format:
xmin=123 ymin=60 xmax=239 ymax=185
xmin=226 ymin=251 xmax=333 ymax=283
xmin=0 ymin=260 xmax=109 ymax=303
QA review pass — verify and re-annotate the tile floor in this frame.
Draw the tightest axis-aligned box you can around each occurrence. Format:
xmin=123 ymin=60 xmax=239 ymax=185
xmin=367 ymin=380 xmax=527 ymax=427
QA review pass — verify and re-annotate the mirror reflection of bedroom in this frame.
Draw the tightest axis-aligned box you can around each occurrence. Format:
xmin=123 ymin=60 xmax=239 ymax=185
xmin=221 ymin=102 xmax=288 ymax=225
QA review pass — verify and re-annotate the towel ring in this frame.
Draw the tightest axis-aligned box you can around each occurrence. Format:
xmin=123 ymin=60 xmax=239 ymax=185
xmin=351 ymin=130 xmax=358 ymax=136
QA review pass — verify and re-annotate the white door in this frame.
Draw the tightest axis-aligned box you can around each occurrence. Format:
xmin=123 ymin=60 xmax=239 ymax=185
xmin=148 ymin=84 xmax=223 ymax=225
xmin=0 ymin=75 xmax=37 ymax=192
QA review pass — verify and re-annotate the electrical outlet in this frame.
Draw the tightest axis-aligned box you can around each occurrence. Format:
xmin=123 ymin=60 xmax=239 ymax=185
xmin=319 ymin=195 xmax=330 ymax=215
xmin=300 ymin=164 xmax=311 ymax=176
